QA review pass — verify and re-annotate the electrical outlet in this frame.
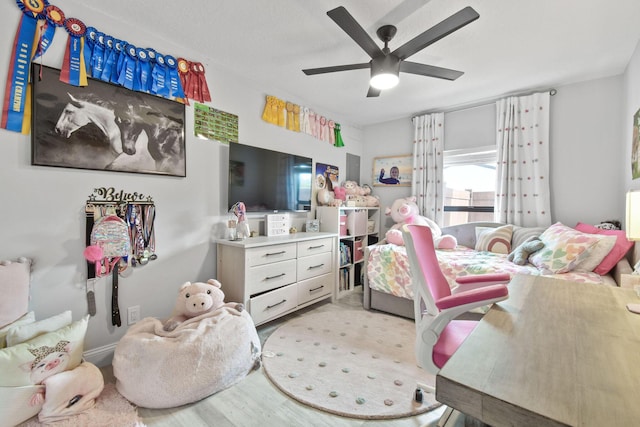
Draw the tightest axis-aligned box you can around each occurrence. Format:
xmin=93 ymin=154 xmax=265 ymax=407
xmin=127 ymin=305 xmax=140 ymax=325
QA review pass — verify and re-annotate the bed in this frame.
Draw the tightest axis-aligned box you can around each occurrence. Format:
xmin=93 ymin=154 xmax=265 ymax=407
xmin=363 ymin=222 xmax=635 ymax=319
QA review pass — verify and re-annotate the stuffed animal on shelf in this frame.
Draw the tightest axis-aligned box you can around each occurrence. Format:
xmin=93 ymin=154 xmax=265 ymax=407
xmin=507 ymin=238 xmax=545 ymax=265
xmin=163 ymin=279 xmax=244 ymax=332
xmin=384 ymin=196 xmax=457 ymax=248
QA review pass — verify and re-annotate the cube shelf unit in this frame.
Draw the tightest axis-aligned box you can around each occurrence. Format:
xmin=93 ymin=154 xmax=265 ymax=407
xmin=316 ymin=206 xmax=380 ymax=299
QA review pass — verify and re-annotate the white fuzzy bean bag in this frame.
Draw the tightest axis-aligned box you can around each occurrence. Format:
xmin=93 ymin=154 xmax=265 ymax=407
xmin=113 ymin=306 xmax=261 ymax=408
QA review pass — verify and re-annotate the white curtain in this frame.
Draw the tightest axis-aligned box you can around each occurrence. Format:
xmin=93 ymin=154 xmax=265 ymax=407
xmin=495 ymin=92 xmax=551 ymax=227
xmin=411 ymin=113 xmax=445 ymax=224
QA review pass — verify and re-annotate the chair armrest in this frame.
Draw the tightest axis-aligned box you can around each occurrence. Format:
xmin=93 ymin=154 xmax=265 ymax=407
xmin=436 ymin=284 xmax=509 ymax=310
xmin=453 ymin=273 xmax=510 ymax=294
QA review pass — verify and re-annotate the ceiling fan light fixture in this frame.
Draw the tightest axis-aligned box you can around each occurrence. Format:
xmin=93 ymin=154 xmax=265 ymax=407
xmin=370 ymin=55 xmax=400 ymax=90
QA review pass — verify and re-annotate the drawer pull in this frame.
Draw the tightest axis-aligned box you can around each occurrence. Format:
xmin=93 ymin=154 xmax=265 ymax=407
xmin=309 ymin=285 xmax=324 ymax=292
xmin=308 ymin=244 xmax=325 ymax=250
xmin=308 ymin=263 xmax=325 ymax=270
xmin=265 ymin=273 xmax=286 ymax=280
xmin=266 ymin=299 xmax=287 ymax=309
xmin=265 ymin=250 xmax=286 ymax=256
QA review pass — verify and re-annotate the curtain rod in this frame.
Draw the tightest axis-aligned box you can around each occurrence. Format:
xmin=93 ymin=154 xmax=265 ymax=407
xmin=412 ymin=88 xmax=557 ymax=118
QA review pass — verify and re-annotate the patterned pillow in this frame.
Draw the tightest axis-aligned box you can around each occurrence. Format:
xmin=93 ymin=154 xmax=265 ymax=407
xmin=0 ymin=315 xmax=88 ymax=387
xmin=512 ymin=226 xmax=548 ymax=249
xmin=475 ymin=225 xmax=514 ymax=254
xmin=530 ymin=222 xmax=604 ymax=273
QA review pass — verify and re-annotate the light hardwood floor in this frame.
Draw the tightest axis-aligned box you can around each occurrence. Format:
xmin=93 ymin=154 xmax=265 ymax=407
xmin=101 ymin=288 xmax=467 ymax=427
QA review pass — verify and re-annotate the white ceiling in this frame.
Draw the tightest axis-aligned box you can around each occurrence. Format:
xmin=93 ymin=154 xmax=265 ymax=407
xmin=65 ymin=0 xmax=640 ymax=127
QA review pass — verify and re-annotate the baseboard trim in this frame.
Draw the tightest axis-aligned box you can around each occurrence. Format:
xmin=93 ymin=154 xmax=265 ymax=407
xmin=83 ymin=342 xmax=117 ymax=367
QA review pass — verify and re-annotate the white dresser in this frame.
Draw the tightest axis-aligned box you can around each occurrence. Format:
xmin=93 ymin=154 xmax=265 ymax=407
xmin=216 ymin=232 xmax=337 ymax=325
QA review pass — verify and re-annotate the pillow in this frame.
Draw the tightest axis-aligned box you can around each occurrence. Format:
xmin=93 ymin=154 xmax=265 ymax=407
xmin=0 ymin=384 xmax=44 ymax=427
xmin=0 ymin=311 xmax=35 ymax=349
xmin=511 ymin=226 xmax=548 ymax=249
xmin=5 ymin=310 xmax=73 ymax=347
xmin=530 ymin=222 xmax=604 ymax=274
xmin=571 ymin=234 xmax=617 ymax=273
xmin=0 ymin=315 xmax=88 ymax=387
xmin=475 ymin=225 xmax=513 ymax=254
xmin=575 ymin=222 xmax=635 ymax=275
xmin=0 ymin=258 xmax=31 ymax=328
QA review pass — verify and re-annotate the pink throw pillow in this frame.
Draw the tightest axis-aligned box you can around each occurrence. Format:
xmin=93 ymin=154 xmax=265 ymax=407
xmin=574 ymin=222 xmax=634 ymax=275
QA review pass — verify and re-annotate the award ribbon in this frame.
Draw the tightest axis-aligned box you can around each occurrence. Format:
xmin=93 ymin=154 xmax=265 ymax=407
xmin=83 ymin=26 xmax=97 ymax=77
xmin=100 ymin=36 xmax=117 ymax=82
xmin=2 ymin=0 xmax=48 ymax=133
xmin=117 ymin=43 xmax=139 ymax=90
xmin=33 ymin=4 xmax=64 ymax=60
xmin=334 ymin=123 xmax=345 ymax=147
xmin=177 ymin=58 xmax=190 ymax=98
xmin=192 ymin=62 xmax=211 ymax=102
xmin=151 ymin=53 xmax=169 ymax=97
xmin=90 ymin=31 xmax=105 ymax=79
xmin=60 ymin=17 xmax=88 ymax=86
xmin=136 ymin=47 xmax=151 ymax=92
xmin=111 ymin=39 xmax=126 ymax=84
xmin=165 ymin=55 xmax=185 ymax=100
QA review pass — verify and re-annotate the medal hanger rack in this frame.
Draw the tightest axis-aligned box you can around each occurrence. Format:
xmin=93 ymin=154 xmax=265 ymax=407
xmin=85 ymin=187 xmax=157 ymax=279
xmin=84 ymin=187 xmax=157 ymax=327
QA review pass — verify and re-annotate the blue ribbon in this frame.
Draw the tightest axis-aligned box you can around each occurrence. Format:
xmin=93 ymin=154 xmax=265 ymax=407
xmin=111 ymin=39 xmax=126 ymax=84
xmin=136 ymin=47 xmax=151 ymax=92
xmin=118 ymin=43 xmax=139 ymax=90
xmin=32 ymin=21 xmax=55 ymax=60
xmin=84 ymin=26 xmax=97 ymax=76
xmin=90 ymin=31 xmax=105 ymax=79
xmin=165 ymin=55 xmax=185 ymax=99
xmin=100 ymin=36 xmax=117 ymax=82
xmin=151 ymin=53 xmax=169 ymax=97
xmin=2 ymin=14 xmax=38 ymax=132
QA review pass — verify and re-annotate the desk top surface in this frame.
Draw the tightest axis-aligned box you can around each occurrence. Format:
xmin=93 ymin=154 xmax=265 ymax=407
xmin=436 ymin=274 xmax=640 ymax=427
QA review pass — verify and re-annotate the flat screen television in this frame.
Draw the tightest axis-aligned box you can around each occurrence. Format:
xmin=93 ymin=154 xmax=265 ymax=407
xmin=228 ymin=144 xmax=313 ymax=213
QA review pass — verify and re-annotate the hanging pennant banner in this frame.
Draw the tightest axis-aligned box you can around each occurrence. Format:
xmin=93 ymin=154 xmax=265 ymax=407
xmin=60 ymin=17 xmax=88 ymax=86
xmin=33 ymin=4 xmax=64 ymax=60
xmin=2 ymin=0 xmax=48 ymax=133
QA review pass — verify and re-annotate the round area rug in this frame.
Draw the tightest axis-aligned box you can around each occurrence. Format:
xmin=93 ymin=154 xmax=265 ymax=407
xmin=262 ymin=310 xmax=440 ymax=420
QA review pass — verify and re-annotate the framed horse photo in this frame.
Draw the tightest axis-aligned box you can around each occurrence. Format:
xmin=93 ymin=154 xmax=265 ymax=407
xmin=31 ymin=65 xmax=186 ymax=177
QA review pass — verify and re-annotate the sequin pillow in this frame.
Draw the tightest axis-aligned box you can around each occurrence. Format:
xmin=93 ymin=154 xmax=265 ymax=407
xmin=530 ymin=222 xmax=604 ymax=274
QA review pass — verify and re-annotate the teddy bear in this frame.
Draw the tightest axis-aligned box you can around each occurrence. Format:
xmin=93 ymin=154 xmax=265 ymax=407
xmin=384 ymin=196 xmax=457 ymax=249
xmin=163 ymin=279 xmax=244 ymax=331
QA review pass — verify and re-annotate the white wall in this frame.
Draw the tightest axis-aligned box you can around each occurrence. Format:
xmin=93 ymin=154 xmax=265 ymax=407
xmin=364 ymin=75 xmax=627 ymax=237
xmin=0 ymin=1 xmax=362 ymax=365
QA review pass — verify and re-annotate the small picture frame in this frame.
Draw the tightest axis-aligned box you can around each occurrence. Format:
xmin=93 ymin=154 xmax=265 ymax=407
xmin=372 ymin=154 xmax=412 ymax=186
xmin=306 ymin=219 xmax=320 ymax=232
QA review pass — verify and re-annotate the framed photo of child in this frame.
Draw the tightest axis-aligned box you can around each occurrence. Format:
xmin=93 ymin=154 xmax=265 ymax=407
xmin=372 ymin=155 xmax=412 ymax=186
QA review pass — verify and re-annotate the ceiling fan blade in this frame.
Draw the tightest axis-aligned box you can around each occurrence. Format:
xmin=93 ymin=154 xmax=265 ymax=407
xmin=367 ymin=87 xmax=381 ymax=97
xmin=391 ymin=6 xmax=479 ymax=60
xmin=302 ymin=63 xmax=370 ymax=75
xmin=400 ymin=61 xmax=464 ymax=80
xmin=327 ymin=6 xmax=384 ymax=59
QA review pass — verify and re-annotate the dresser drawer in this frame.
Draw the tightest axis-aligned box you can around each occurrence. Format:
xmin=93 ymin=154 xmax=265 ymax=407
xmin=250 ymin=283 xmax=298 ymax=325
xmin=297 ymin=251 xmax=332 ymax=281
xmin=246 ymin=243 xmax=296 ymax=267
xmin=297 ymin=237 xmax=333 ymax=256
xmin=298 ymin=273 xmax=332 ymax=305
xmin=247 ymin=259 xmax=296 ymax=295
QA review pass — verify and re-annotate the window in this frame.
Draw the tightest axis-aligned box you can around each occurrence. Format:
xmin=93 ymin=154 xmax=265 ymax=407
xmin=443 ymin=146 xmax=497 ymax=227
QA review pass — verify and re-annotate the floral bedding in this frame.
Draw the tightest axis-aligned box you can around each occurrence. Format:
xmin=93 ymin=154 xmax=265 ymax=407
xmin=366 ymin=244 xmax=607 ymax=300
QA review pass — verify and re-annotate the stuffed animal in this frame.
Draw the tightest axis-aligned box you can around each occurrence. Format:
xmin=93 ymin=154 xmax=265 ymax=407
xmin=163 ymin=279 xmax=244 ymax=331
xmin=384 ymin=196 xmax=457 ymax=248
xmin=507 ymin=238 xmax=544 ymax=265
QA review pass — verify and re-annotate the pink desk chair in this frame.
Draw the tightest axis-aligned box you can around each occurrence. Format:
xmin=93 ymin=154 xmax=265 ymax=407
xmin=401 ymin=224 xmax=509 ymax=421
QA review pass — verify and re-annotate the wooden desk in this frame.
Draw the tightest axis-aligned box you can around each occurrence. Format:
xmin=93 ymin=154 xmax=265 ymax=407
xmin=436 ymin=275 xmax=640 ymax=427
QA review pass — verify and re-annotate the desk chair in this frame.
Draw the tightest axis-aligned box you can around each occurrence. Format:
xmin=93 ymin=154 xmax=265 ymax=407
xmin=401 ymin=224 xmax=509 ymax=418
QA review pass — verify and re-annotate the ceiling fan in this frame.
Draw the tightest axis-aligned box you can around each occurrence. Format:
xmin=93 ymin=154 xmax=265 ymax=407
xmin=302 ymin=6 xmax=479 ymax=97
